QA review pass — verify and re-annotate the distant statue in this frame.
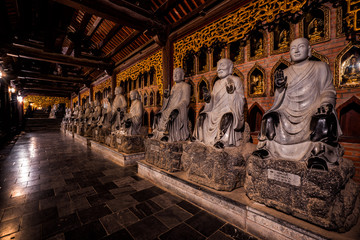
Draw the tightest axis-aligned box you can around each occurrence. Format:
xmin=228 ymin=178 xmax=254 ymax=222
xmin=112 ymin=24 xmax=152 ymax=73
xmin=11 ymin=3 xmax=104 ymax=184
xmin=85 ymin=100 xmax=102 ymax=137
xmin=49 ymin=104 xmax=57 ymax=118
xmin=194 ymin=58 xmax=245 ymax=148
xmin=308 ymin=18 xmax=323 ymax=42
xmin=253 ymin=38 xmax=343 ymax=170
xmin=278 ymin=29 xmax=289 ymax=49
xmin=97 ymin=94 xmax=113 ymax=142
xmin=152 ymin=68 xmax=191 ymax=142
xmin=124 ymin=90 xmax=143 ymax=135
xmin=110 ymin=86 xmax=127 ymax=132
xmin=342 ymin=56 xmax=360 ymax=84
xmin=254 ymin=38 xmax=264 ymax=57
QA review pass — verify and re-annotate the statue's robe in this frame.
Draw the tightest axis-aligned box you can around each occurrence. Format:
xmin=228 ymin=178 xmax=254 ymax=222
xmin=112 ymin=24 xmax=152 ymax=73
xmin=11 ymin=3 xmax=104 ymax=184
xmin=111 ymin=94 xmax=127 ymax=132
xmin=194 ymin=75 xmax=245 ymax=147
xmin=259 ymin=60 xmax=342 ymax=160
xmin=126 ymin=99 xmax=143 ymax=135
xmin=153 ymin=81 xmax=191 ymax=142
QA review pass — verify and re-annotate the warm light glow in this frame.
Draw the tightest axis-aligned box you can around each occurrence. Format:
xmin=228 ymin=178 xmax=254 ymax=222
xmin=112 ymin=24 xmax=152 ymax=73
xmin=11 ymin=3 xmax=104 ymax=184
xmin=17 ymin=96 xmax=23 ymax=103
xmin=0 ymin=71 xmax=2 ymax=78
xmin=10 ymin=87 xmax=16 ymax=93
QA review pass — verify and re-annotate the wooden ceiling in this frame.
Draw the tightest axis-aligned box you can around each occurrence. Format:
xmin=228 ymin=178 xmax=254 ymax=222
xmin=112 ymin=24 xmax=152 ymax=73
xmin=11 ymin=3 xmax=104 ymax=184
xmin=0 ymin=0 xmax=227 ymax=97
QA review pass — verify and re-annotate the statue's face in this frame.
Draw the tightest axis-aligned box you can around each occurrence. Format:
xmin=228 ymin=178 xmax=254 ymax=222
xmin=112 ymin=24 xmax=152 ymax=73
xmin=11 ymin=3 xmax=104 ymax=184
xmin=290 ymin=38 xmax=311 ymax=63
xmin=217 ymin=59 xmax=232 ymax=78
xmin=173 ymin=69 xmax=184 ymax=83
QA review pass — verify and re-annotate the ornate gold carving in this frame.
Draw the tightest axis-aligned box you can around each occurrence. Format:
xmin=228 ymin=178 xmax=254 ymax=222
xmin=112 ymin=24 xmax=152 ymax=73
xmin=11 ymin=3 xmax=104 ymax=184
xmin=247 ymin=30 xmax=267 ymax=61
xmin=299 ymin=6 xmax=330 ymax=45
xmin=173 ymin=0 xmax=307 ymax=68
xmin=336 ymin=6 xmax=346 ymax=38
xmin=248 ymin=63 xmax=266 ymax=98
xmin=335 ymin=42 xmax=360 ymax=89
xmin=116 ymin=50 xmax=163 ymax=95
xmin=72 ymin=96 xmax=78 ymax=106
xmin=311 ymin=49 xmax=329 ymax=64
xmin=346 ymin=0 xmax=360 ymax=31
xmin=270 ymin=23 xmax=295 ymax=55
xmin=92 ymin=77 xmax=111 ymax=100
xmin=80 ymin=90 xmax=89 ymax=105
xmin=24 ymin=96 xmax=70 ymax=110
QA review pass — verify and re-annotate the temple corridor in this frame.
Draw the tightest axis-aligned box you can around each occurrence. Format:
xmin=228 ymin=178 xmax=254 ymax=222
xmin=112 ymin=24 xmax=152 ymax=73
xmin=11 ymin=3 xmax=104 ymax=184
xmin=0 ymin=130 xmax=257 ymax=240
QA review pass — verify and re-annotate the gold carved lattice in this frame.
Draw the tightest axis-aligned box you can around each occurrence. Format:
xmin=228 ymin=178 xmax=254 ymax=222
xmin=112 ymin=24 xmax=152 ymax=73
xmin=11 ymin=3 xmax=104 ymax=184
xmin=346 ymin=0 xmax=360 ymax=31
xmin=24 ymin=95 xmax=70 ymax=110
xmin=92 ymin=77 xmax=112 ymax=99
xmin=72 ymin=96 xmax=78 ymax=105
xmin=174 ymin=0 xmax=307 ymax=67
xmin=116 ymin=50 xmax=163 ymax=94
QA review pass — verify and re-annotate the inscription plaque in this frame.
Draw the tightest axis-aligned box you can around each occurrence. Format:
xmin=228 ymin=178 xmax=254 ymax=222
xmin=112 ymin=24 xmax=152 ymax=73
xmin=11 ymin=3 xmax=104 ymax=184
xmin=267 ymin=169 xmax=301 ymax=186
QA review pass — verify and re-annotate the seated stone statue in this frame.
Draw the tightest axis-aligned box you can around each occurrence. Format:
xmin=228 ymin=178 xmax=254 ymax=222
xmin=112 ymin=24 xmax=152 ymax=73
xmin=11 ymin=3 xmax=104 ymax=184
xmin=96 ymin=94 xmax=113 ymax=143
xmin=110 ymin=86 xmax=127 ymax=132
xmin=194 ymin=58 xmax=245 ymax=148
xmin=85 ymin=100 xmax=102 ymax=137
xmin=76 ymin=105 xmax=85 ymax=135
xmin=124 ymin=90 xmax=143 ymax=135
xmin=152 ymin=68 xmax=191 ymax=142
xmin=253 ymin=37 xmax=343 ymax=170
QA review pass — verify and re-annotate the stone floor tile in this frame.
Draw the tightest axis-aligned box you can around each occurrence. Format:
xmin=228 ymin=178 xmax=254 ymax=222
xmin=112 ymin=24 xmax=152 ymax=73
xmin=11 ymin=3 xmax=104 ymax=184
xmin=151 ymin=192 xmax=182 ymax=209
xmin=41 ymin=212 xmax=81 ymax=239
xmin=64 ymin=220 xmax=107 ymax=240
xmin=176 ymin=200 xmax=201 ymax=215
xmin=106 ymin=195 xmax=138 ymax=212
xmin=155 ymin=205 xmax=192 ymax=228
xmin=21 ymin=207 xmax=58 ymax=228
xmin=220 ymin=223 xmax=258 ymax=240
xmin=185 ymin=210 xmax=225 ymax=237
xmin=86 ymin=191 xmax=115 ymax=207
xmin=127 ymin=216 xmax=169 ymax=240
xmin=159 ymin=223 xmax=205 ymax=240
xmin=109 ymin=185 xmax=137 ymax=198
xmin=101 ymin=228 xmax=134 ymax=240
xmin=1 ymin=223 xmax=42 ymax=240
xmin=77 ymin=204 xmax=112 ymax=224
xmin=113 ymin=209 xmax=139 ymax=227
xmin=100 ymin=213 xmax=123 ymax=235
xmin=207 ymin=230 xmax=234 ymax=240
xmin=0 ymin=217 xmax=21 ymax=237
xmin=129 ymin=200 xmax=163 ymax=219
xmin=130 ymin=186 xmax=165 ymax=202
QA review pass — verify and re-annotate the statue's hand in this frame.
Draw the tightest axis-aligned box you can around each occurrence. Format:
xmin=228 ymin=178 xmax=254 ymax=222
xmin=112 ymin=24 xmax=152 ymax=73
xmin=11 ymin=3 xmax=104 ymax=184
xmin=164 ymin=89 xmax=170 ymax=98
xmin=274 ymin=69 xmax=287 ymax=89
xmin=202 ymin=86 xmax=211 ymax=103
xmin=198 ymin=113 xmax=206 ymax=126
xmin=169 ymin=109 xmax=179 ymax=122
xmin=125 ymin=119 xmax=132 ymax=128
xmin=226 ymin=82 xmax=236 ymax=94
xmin=316 ymin=104 xmax=333 ymax=116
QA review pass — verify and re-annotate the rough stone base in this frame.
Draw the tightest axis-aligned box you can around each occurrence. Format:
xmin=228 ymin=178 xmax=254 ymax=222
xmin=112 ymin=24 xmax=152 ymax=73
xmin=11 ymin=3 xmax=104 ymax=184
xmin=245 ymin=155 xmax=360 ymax=232
xmin=105 ymin=134 xmax=116 ymax=148
xmin=145 ymin=138 xmax=188 ymax=172
xmin=117 ymin=135 xmax=145 ymax=154
xmin=181 ymin=141 xmax=256 ymax=191
xmin=90 ymin=140 xmax=144 ymax=166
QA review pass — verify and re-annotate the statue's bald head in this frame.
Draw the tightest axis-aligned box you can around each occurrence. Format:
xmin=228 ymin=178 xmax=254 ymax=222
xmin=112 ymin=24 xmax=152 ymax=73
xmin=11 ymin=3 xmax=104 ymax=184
xmin=217 ymin=58 xmax=233 ymax=78
xmin=290 ymin=38 xmax=312 ymax=63
xmin=115 ymin=86 xmax=123 ymax=95
xmin=130 ymin=90 xmax=140 ymax=100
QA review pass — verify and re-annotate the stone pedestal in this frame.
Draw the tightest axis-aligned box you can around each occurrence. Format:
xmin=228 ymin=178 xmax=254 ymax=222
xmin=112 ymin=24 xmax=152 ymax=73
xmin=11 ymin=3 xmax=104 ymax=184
xmin=181 ymin=141 xmax=256 ymax=191
xmin=145 ymin=138 xmax=188 ymax=172
xmin=105 ymin=134 xmax=116 ymax=148
xmin=74 ymin=133 xmax=91 ymax=147
xmin=245 ymin=155 xmax=360 ymax=232
xmin=117 ymin=135 xmax=145 ymax=154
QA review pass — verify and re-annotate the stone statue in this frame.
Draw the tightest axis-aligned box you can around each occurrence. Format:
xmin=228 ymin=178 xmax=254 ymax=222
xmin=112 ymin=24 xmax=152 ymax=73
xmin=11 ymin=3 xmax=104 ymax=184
xmin=110 ymin=86 xmax=127 ymax=132
xmin=194 ymin=58 xmax=245 ymax=148
xmin=49 ymin=104 xmax=57 ymax=118
xmin=124 ymin=90 xmax=143 ymax=135
xmin=253 ymin=37 xmax=342 ymax=170
xmin=96 ymin=94 xmax=113 ymax=143
xmin=85 ymin=100 xmax=102 ymax=137
xmin=152 ymin=68 xmax=191 ymax=142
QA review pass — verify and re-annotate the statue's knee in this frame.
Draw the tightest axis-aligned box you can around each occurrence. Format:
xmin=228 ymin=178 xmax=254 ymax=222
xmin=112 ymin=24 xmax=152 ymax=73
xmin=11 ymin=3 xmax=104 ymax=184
xmin=310 ymin=113 xmax=337 ymax=143
xmin=263 ymin=113 xmax=278 ymax=140
xmin=220 ymin=113 xmax=233 ymax=132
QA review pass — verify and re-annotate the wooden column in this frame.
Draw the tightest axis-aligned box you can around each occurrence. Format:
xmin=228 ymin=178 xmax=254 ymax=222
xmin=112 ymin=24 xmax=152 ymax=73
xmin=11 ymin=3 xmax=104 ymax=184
xmin=162 ymin=37 xmax=173 ymax=91
xmin=89 ymin=85 xmax=93 ymax=102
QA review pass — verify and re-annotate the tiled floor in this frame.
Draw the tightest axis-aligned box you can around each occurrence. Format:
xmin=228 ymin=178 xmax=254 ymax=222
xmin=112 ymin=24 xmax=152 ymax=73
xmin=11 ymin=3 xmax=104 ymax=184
xmin=0 ymin=131 xmax=257 ymax=240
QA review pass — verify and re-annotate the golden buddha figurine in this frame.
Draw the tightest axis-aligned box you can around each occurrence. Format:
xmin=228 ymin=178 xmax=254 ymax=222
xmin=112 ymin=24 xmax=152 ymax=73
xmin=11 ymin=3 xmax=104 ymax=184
xmin=254 ymin=38 xmax=264 ymax=57
xmin=278 ymin=29 xmax=289 ymax=50
xmin=343 ymin=56 xmax=360 ymax=84
xmin=251 ymin=75 xmax=263 ymax=95
xmin=308 ymin=19 xmax=323 ymax=42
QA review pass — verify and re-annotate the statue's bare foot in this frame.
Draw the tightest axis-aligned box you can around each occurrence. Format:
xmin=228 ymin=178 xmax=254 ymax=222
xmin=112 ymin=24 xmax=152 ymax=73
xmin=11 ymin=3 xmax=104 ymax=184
xmin=252 ymin=149 xmax=270 ymax=159
xmin=214 ymin=141 xmax=224 ymax=149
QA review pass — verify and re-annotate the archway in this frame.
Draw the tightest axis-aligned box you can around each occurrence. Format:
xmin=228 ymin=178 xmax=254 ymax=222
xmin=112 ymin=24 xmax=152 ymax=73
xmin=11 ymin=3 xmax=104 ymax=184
xmin=337 ymin=96 xmax=360 ymax=143
xmin=248 ymin=103 xmax=264 ymax=132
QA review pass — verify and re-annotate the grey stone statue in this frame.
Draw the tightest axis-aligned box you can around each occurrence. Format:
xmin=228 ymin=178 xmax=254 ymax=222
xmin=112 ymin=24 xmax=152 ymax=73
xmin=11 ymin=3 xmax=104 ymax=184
xmin=110 ymin=86 xmax=127 ymax=132
xmin=194 ymin=58 xmax=245 ymax=148
xmin=85 ymin=100 xmax=102 ymax=137
xmin=152 ymin=68 xmax=191 ymax=142
xmin=124 ymin=90 xmax=143 ymax=135
xmin=253 ymin=37 xmax=343 ymax=170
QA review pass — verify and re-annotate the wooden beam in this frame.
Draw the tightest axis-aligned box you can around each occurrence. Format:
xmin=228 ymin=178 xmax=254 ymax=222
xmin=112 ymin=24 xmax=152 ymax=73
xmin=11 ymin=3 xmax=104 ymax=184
xmin=155 ymin=0 xmax=180 ymax=16
xmin=53 ymin=0 xmax=165 ymax=33
xmin=106 ymin=30 xmax=141 ymax=59
xmin=98 ymin=24 xmax=123 ymax=51
xmin=3 ymin=43 xmax=113 ymax=69
xmin=22 ymin=86 xmax=77 ymax=93
xmin=18 ymin=71 xmax=86 ymax=84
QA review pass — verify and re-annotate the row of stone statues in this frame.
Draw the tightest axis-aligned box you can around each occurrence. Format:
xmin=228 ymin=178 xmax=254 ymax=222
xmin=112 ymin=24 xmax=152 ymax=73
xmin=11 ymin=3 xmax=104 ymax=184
xmin=62 ymin=38 xmax=359 ymax=232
